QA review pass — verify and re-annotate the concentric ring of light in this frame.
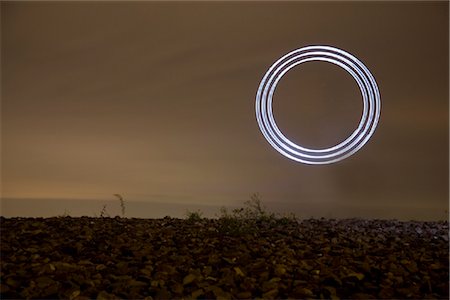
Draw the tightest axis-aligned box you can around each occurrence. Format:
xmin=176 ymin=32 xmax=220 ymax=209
xmin=255 ymin=45 xmax=381 ymax=165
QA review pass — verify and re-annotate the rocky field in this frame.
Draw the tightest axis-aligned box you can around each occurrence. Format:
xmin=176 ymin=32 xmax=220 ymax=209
xmin=0 ymin=216 xmax=448 ymax=299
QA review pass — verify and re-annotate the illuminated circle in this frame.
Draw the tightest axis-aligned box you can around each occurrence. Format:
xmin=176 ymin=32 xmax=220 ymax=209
xmin=255 ymin=45 xmax=381 ymax=165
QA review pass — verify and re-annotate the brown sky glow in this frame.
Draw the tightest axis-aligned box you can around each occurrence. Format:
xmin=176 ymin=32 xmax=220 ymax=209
xmin=1 ymin=2 xmax=448 ymax=220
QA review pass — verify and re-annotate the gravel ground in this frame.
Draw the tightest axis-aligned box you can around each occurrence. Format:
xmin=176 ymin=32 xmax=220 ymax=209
xmin=1 ymin=216 xmax=448 ymax=299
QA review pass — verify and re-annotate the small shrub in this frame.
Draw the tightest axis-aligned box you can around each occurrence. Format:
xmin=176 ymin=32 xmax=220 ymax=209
xmin=186 ymin=209 xmax=203 ymax=222
xmin=216 ymin=193 xmax=297 ymax=236
xmin=216 ymin=206 xmax=250 ymax=236
xmin=275 ymin=212 xmax=298 ymax=225
xmin=243 ymin=192 xmax=275 ymax=221
xmin=217 ymin=193 xmax=275 ymax=236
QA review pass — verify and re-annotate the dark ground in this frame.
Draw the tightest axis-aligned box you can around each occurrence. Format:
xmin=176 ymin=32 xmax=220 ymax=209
xmin=0 ymin=217 xmax=448 ymax=299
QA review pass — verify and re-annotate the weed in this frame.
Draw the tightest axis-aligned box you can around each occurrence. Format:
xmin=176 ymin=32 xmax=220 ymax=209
xmin=217 ymin=208 xmax=250 ymax=236
xmin=275 ymin=212 xmax=298 ymax=226
xmin=100 ymin=205 xmax=110 ymax=218
xmin=216 ymin=193 xmax=276 ymax=236
xmin=186 ymin=209 xmax=203 ymax=222
xmin=113 ymin=194 xmax=126 ymax=217
xmin=57 ymin=209 xmax=71 ymax=218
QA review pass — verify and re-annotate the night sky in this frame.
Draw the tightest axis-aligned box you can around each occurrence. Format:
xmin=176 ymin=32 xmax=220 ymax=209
xmin=2 ymin=2 xmax=448 ymax=220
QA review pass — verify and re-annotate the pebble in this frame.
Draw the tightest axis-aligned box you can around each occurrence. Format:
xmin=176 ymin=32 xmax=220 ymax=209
xmin=0 ymin=217 xmax=448 ymax=299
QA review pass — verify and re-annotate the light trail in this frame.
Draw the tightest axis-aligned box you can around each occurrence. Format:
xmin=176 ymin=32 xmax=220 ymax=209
xmin=255 ymin=45 xmax=381 ymax=165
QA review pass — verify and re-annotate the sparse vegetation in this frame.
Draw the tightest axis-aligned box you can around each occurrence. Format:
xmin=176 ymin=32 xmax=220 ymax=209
xmin=185 ymin=209 xmax=203 ymax=222
xmin=216 ymin=206 xmax=249 ymax=236
xmin=275 ymin=212 xmax=298 ymax=225
xmin=57 ymin=209 xmax=71 ymax=218
xmin=113 ymin=194 xmax=126 ymax=217
xmin=99 ymin=204 xmax=110 ymax=218
xmin=217 ymin=193 xmax=281 ymax=236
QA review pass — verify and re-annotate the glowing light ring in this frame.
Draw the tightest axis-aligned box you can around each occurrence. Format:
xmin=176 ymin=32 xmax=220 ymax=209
xmin=255 ymin=45 xmax=381 ymax=164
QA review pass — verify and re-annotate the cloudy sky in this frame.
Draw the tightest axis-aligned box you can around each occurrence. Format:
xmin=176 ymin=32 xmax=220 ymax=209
xmin=2 ymin=1 xmax=448 ymax=220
